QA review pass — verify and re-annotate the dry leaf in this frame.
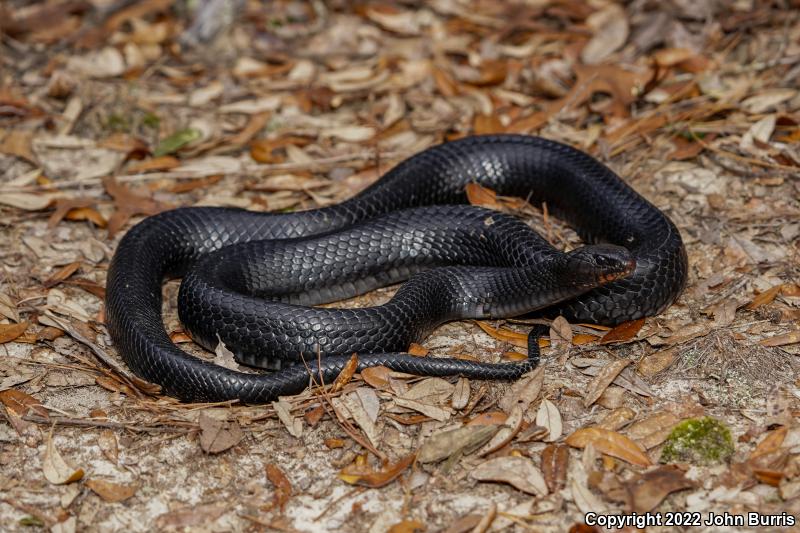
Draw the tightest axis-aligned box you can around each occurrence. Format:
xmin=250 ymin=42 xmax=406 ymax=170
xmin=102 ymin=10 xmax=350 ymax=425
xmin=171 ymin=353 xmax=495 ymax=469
xmin=626 ymin=411 xmax=680 ymax=450
xmin=626 ymin=465 xmax=693 ymax=512
xmin=600 ymin=319 xmax=645 ymax=344
xmin=387 ymin=520 xmax=425 ymax=533
xmin=339 ymin=453 xmax=415 ymax=488
xmin=583 ymin=360 xmax=631 ymax=407
xmin=97 ymin=429 xmax=119 ymax=464
xmin=265 ymin=463 xmax=292 ymax=512
xmin=581 ymin=4 xmax=629 ymax=65
xmin=760 ymin=331 xmax=800 ymax=347
xmin=361 ymin=365 xmax=392 ymax=389
xmin=747 ymin=284 xmax=784 ymax=309
xmin=331 ymin=353 xmax=358 ymax=392
xmin=476 ymin=405 xmax=524 ymax=456
xmin=471 ymin=456 xmax=548 ymax=496
xmin=394 ymin=396 xmax=451 ymax=422
xmin=465 ymin=183 xmax=502 ymax=210
xmin=273 ymin=400 xmax=303 ymax=438
xmin=85 ymin=479 xmax=138 ymax=503
xmin=418 ymin=425 xmax=499 ymax=464
xmin=451 ymin=377 xmax=470 ymax=410
xmin=536 ymin=399 xmax=563 ymax=442
xmin=474 ymin=321 xmax=529 ymax=348
xmin=0 ymin=192 xmax=54 ymax=210
xmin=0 ymin=388 xmax=48 ymax=419
xmin=750 ymin=426 xmax=788 ymax=460
xmin=155 ymin=503 xmax=226 ymax=530
xmin=637 ymin=349 xmax=677 ymax=377
xmin=549 ymin=316 xmax=572 ymax=349
xmin=43 ymin=262 xmax=81 ymax=289
xmin=0 ymin=321 xmax=29 ymax=344
xmin=198 ymin=412 xmax=243 ymax=454
xmin=566 ymin=428 xmax=652 ymax=467
xmin=499 ymin=366 xmax=544 ymax=414
xmin=541 ymin=444 xmax=569 ymax=493
xmin=43 ymin=430 xmax=84 ymax=484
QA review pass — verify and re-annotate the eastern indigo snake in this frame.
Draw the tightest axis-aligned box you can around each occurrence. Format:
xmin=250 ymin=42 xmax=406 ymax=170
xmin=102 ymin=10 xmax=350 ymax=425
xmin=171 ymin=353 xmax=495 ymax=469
xmin=105 ymin=135 xmax=687 ymax=402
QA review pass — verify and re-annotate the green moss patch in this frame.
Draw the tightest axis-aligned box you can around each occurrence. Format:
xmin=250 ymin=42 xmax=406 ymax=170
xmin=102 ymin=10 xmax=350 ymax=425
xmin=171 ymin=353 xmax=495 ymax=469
xmin=660 ymin=417 xmax=734 ymax=466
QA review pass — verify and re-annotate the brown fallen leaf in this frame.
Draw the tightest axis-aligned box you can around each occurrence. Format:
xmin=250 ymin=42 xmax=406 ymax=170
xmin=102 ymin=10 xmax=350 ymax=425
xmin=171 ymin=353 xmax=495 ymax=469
xmin=154 ymin=503 xmax=227 ymax=530
xmin=339 ymin=453 xmax=415 ymax=488
xmin=265 ymin=463 xmax=292 ymax=512
xmin=600 ymin=319 xmax=645 ymax=344
xmin=0 ymin=127 xmax=36 ymax=163
xmin=388 ymin=520 xmax=425 ymax=533
xmin=759 ymin=331 xmax=800 ymax=347
xmin=566 ymin=428 xmax=652 ymax=467
xmin=85 ymin=479 xmax=139 ymax=503
xmin=626 ymin=411 xmax=680 ymax=450
xmin=0 ymin=388 xmax=48 ymax=420
xmin=0 ymin=321 xmax=29 ymax=344
xmin=418 ymin=425 xmax=499 ymax=464
xmin=103 ymin=175 xmax=170 ymax=237
xmin=198 ymin=412 xmax=243 ymax=454
xmin=536 ymin=399 xmax=563 ymax=442
xmin=43 ymin=261 xmax=81 ymax=289
xmin=637 ymin=348 xmax=676 ymax=377
xmin=43 ymin=430 xmax=84 ymax=484
xmin=475 ymin=321 xmax=529 ymax=348
xmin=747 ymin=284 xmax=784 ymax=309
xmin=467 ymin=411 xmax=508 ymax=426
xmin=471 ymin=456 xmax=548 ymax=496
xmin=126 ymin=155 xmax=181 ymax=174
xmin=330 ymin=353 xmax=358 ymax=393
xmin=583 ymin=360 xmax=631 ymax=407
xmin=97 ymin=429 xmax=119 ymax=464
xmin=407 ymin=342 xmax=429 ymax=356
xmin=549 ymin=316 xmax=572 ymax=349
xmin=625 ymin=465 xmax=693 ymax=512
xmin=749 ymin=426 xmax=788 ymax=460
xmin=361 ymin=365 xmax=392 ymax=389
xmin=541 ymin=444 xmax=569 ymax=493
xmin=465 ymin=182 xmax=503 ymax=210
xmin=498 ymin=366 xmax=544 ymax=414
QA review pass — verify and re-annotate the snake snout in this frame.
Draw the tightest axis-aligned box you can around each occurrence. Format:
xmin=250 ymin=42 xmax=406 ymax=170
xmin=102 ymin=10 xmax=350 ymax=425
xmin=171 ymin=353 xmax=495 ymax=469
xmin=566 ymin=244 xmax=636 ymax=286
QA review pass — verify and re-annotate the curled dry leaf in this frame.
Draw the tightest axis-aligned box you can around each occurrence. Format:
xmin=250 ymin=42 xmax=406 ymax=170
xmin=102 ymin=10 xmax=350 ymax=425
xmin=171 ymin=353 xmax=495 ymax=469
xmin=465 ymin=182 xmax=502 ymax=210
xmin=265 ymin=463 xmax=292 ymax=512
xmin=581 ymin=3 xmax=629 ymax=65
xmin=541 ymin=444 xmax=569 ymax=493
xmin=749 ymin=426 xmax=788 ymax=460
xmin=339 ymin=453 xmax=415 ymax=488
xmin=536 ymin=399 xmax=563 ymax=442
xmin=600 ymin=319 xmax=645 ymax=344
xmin=451 ymin=377 xmax=470 ymax=410
xmin=566 ymin=427 xmax=652 ymax=467
xmin=330 ymin=353 xmax=358 ymax=393
xmin=273 ymin=400 xmax=303 ymax=438
xmin=0 ymin=321 xmax=29 ymax=344
xmin=583 ymin=359 xmax=631 ymax=408
xmin=85 ymin=479 xmax=139 ymax=503
xmin=43 ymin=430 xmax=84 ymax=484
xmin=418 ymin=425 xmax=499 ymax=464
xmin=471 ymin=456 xmax=548 ymax=496
xmin=549 ymin=316 xmax=572 ymax=349
xmin=474 ymin=320 xmax=528 ymax=348
xmin=0 ymin=388 xmax=48 ymax=420
xmin=476 ymin=405 xmax=524 ymax=457
xmin=499 ymin=366 xmax=544 ymax=415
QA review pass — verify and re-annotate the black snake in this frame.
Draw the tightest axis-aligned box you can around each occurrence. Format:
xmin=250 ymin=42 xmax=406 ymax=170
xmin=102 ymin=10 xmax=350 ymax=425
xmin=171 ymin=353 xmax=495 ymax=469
xmin=105 ymin=135 xmax=687 ymax=403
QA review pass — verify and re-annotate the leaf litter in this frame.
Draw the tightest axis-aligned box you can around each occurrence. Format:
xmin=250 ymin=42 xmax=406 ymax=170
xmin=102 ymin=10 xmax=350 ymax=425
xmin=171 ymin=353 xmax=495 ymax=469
xmin=0 ymin=0 xmax=799 ymax=530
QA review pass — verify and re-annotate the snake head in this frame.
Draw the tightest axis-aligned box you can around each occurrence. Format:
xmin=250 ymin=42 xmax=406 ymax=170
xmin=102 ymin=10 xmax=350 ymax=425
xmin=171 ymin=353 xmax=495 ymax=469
xmin=563 ymin=244 xmax=636 ymax=288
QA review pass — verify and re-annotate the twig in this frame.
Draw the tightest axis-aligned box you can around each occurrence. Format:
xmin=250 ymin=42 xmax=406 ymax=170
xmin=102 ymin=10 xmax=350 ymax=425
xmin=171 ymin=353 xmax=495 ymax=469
xmin=20 ymin=413 xmax=192 ymax=433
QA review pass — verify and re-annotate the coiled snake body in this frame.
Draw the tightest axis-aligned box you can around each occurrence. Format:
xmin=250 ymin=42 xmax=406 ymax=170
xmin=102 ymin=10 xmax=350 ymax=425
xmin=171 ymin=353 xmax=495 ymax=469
xmin=106 ymin=135 xmax=687 ymax=402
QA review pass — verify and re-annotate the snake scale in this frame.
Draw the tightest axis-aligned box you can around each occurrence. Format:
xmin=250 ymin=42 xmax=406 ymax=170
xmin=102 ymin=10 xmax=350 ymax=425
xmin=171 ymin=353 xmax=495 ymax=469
xmin=105 ymin=135 xmax=688 ymax=403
